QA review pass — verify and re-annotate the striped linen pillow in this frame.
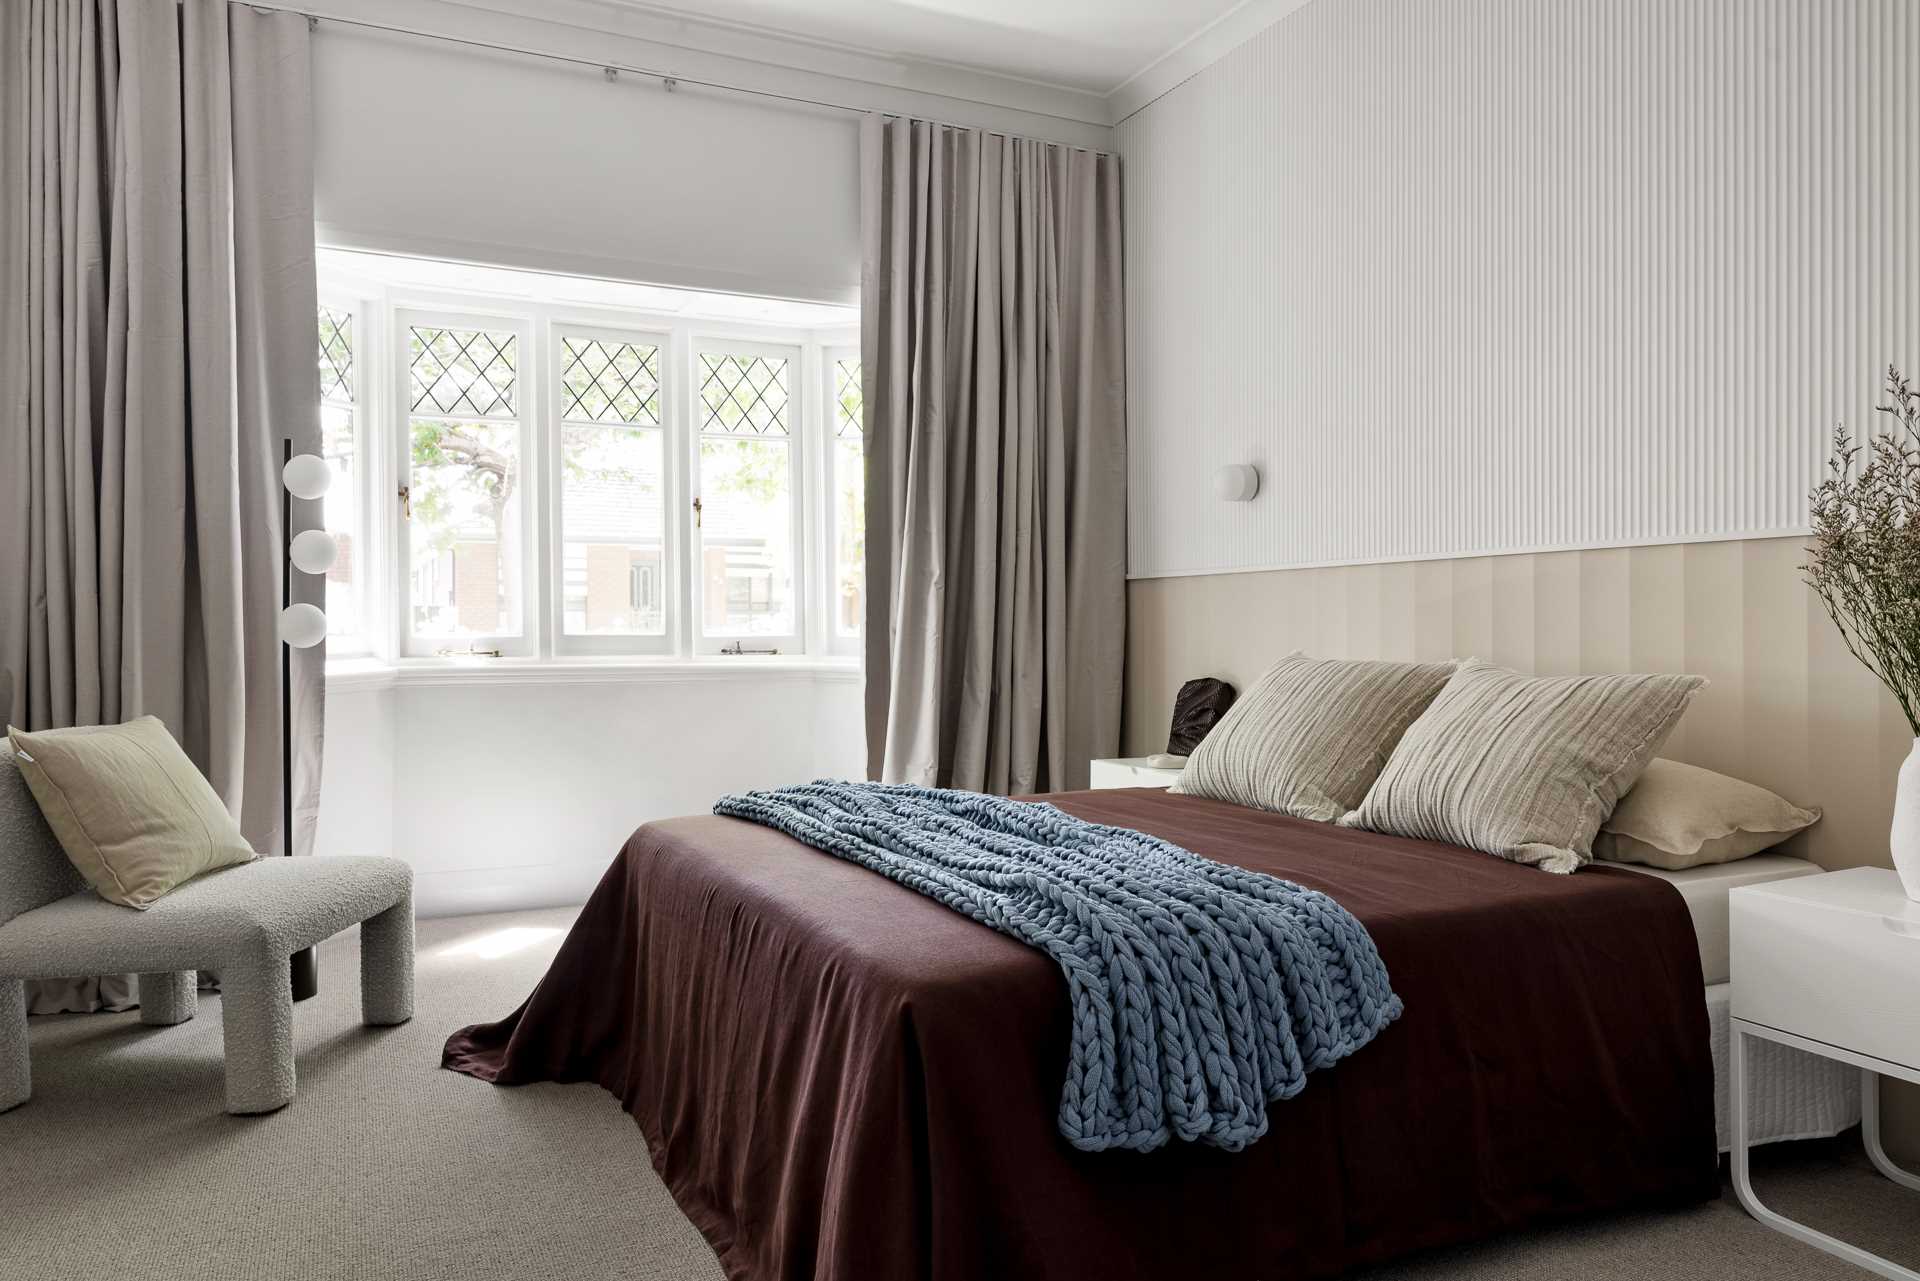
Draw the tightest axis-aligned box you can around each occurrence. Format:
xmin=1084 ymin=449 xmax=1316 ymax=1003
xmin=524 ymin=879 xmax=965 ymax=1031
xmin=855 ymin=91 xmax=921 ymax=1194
xmin=1171 ymin=653 xmax=1457 ymax=821
xmin=1339 ymin=660 xmax=1706 ymax=873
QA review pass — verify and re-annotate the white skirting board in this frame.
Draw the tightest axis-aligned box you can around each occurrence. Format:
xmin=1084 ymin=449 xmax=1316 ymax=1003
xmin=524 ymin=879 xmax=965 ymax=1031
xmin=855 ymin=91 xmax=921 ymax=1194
xmin=1710 ymin=982 xmax=1859 ymax=1152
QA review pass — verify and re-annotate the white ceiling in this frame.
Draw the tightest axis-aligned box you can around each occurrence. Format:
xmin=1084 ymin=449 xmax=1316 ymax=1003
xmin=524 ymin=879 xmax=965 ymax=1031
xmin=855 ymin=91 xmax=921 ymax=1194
xmin=606 ymin=0 xmax=1249 ymax=95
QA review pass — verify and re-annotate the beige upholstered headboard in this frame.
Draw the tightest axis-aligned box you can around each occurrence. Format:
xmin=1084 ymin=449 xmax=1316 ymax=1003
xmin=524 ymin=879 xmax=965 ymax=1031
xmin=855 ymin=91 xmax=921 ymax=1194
xmin=1125 ymin=535 xmax=1909 ymax=875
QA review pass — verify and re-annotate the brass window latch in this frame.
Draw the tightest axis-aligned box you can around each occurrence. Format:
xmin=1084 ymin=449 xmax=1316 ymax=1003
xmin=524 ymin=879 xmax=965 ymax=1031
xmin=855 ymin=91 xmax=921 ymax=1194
xmin=692 ymin=495 xmax=702 ymax=528
xmin=719 ymin=640 xmax=780 ymax=656
xmin=398 ymin=485 xmax=412 ymax=519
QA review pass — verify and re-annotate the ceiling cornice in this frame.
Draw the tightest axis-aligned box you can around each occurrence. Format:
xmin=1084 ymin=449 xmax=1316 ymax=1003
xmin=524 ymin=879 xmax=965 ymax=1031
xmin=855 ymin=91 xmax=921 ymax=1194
xmin=348 ymin=0 xmax=1113 ymax=127
xmin=296 ymin=0 xmax=1311 ymax=136
xmin=595 ymin=0 xmax=1137 ymax=103
xmin=1106 ymin=0 xmax=1312 ymax=123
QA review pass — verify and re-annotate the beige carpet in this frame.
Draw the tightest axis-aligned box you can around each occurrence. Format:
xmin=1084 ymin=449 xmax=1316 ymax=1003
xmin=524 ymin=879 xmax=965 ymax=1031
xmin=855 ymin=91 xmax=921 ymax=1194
xmin=2 ymin=908 xmax=1915 ymax=1281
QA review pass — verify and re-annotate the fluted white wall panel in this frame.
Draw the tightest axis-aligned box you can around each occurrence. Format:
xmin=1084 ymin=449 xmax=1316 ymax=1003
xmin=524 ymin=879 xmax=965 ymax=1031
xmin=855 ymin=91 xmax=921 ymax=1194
xmin=1120 ymin=0 xmax=1920 ymax=579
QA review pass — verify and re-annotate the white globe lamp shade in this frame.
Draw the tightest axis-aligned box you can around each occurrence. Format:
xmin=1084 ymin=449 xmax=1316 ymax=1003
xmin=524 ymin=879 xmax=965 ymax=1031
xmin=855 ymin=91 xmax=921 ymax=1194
xmin=1214 ymin=463 xmax=1260 ymax=503
xmin=278 ymin=602 xmax=328 ymax=649
xmin=289 ymin=528 xmax=339 ymax=575
xmin=282 ymin=453 xmax=333 ymax=500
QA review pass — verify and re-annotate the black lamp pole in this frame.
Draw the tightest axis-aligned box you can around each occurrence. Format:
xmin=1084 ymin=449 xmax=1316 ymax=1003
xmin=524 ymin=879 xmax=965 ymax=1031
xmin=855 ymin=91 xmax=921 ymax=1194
xmin=285 ymin=437 xmax=319 ymax=1003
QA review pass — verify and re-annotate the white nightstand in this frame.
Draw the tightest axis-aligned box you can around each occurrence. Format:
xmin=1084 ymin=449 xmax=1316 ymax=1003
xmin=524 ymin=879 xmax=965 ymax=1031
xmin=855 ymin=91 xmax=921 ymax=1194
xmin=1089 ymin=756 xmax=1185 ymax=789
xmin=1729 ymin=867 xmax=1920 ymax=1280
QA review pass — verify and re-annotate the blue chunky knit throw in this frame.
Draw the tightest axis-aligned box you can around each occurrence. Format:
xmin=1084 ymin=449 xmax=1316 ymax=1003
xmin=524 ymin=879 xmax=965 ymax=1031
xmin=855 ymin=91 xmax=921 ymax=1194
xmin=713 ymin=781 xmax=1403 ymax=1153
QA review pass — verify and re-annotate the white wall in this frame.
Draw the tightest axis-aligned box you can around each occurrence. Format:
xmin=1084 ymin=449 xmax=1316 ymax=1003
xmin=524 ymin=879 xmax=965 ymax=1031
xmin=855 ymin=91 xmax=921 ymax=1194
xmin=316 ymin=685 xmax=395 ymax=864
xmin=318 ymin=671 xmax=864 ymax=916
xmin=1120 ymin=0 xmax=1920 ymax=579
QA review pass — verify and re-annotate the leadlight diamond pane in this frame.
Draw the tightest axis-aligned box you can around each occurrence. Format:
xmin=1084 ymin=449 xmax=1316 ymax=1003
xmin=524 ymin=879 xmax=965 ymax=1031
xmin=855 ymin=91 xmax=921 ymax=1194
xmin=560 ymin=336 xmax=661 ymax=425
xmin=319 ymin=305 xmax=353 ymax=405
xmin=699 ymin=353 xmax=789 ymax=436
xmin=834 ymin=358 xmax=862 ymax=438
xmin=410 ymin=326 xmax=517 ymax=417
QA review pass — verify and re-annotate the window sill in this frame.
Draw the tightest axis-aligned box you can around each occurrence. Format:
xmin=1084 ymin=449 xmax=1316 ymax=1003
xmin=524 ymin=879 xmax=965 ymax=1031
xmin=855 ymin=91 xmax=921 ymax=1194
xmin=324 ymin=655 xmax=861 ymax=691
xmin=324 ymin=658 xmax=400 ymax=692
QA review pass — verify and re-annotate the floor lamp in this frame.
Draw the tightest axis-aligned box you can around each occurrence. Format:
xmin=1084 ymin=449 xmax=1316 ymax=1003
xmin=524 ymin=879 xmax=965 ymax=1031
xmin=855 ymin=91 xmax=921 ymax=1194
xmin=280 ymin=442 xmax=336 ymax=1002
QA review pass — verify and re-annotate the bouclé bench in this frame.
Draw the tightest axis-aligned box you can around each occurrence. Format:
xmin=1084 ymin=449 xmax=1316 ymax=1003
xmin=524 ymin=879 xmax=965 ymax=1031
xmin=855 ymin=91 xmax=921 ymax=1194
xmin=0 ymin=744 xmax=413 ymax=1115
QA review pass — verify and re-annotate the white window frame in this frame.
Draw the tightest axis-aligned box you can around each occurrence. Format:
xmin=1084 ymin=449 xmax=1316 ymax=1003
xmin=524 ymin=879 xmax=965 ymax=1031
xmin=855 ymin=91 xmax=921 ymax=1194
xmin=395 ymin=307 xmax=538 ymax=659
xmin=820 ymin=344 xmax=863 ymax=658
xmin=316 ymin=291 xmax=373 ymax=658
xmin=688 ymin=336 xmax=807 ymax=656
xmin=548 ymin=320 xmax=678 ymax=657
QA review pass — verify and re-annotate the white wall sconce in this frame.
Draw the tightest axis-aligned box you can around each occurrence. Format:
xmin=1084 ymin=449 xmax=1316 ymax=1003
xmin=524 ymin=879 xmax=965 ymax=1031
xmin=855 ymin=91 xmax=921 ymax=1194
xmin=1214 ymin=463 xmax=1260 ymax=503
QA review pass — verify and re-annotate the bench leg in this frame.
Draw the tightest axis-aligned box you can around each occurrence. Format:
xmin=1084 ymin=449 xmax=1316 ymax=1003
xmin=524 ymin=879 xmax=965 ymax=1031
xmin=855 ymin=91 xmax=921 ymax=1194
xmin=220 ymin=962 xmax=295 ymax=1115
xmin=361 ymin=895 xmax=414 ymax=1027
xmin=0 ymin=979 xmax=27 ymax=1112
xmin=139 ymin=971 xmax=198 ymax=1026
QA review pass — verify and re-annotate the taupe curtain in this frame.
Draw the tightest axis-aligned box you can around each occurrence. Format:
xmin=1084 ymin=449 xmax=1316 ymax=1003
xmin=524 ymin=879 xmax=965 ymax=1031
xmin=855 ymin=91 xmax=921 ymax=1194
xmin=861 ymin=116 xmax=1126 ymax=794
xmin=0 ymin=0 xmax=323 ymax=1011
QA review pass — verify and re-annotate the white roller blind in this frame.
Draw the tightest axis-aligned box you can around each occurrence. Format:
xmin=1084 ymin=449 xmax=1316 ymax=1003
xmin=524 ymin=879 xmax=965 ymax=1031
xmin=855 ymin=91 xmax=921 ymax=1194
xmin=312 ymin=28 xmax=861 ymax=303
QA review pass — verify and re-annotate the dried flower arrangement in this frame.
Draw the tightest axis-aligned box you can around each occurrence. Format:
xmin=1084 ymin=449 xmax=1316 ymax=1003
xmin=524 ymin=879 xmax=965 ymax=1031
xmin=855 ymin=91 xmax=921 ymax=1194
xmin=1805 ymin=366 xmax=1920 ymax=735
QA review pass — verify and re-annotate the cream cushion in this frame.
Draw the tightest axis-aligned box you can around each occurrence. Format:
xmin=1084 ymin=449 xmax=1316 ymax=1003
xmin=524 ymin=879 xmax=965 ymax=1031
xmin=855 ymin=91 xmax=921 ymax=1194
xmin=1171 ymin=653 xmax=1456 ymax=821
xmin=1594 ymin=758 xmax=1821 ymax=870
xmin=1339 ymin=660 xmax=1705 ymax=873
xmin=6 ymin=718 xmax=256 ymax=909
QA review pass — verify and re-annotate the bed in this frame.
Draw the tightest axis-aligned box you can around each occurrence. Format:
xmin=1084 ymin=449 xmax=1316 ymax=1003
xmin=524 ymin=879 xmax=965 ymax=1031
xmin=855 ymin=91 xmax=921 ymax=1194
xmin=446 ymin=786 xmax=1721 ymax=1281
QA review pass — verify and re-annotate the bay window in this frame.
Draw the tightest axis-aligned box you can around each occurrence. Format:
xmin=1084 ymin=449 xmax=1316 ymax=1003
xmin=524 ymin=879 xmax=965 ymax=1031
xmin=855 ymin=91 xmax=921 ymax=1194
xmin=316 ymin=251 xmax=860 ymax=665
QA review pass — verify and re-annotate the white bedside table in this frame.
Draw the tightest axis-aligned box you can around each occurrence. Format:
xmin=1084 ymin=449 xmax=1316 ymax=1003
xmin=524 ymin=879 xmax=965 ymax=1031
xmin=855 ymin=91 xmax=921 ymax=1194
xmin=1089 ymin=756 xmax=1185 ymax=789
xmin=1730 ymin=867 xmax=1920 ymax=1280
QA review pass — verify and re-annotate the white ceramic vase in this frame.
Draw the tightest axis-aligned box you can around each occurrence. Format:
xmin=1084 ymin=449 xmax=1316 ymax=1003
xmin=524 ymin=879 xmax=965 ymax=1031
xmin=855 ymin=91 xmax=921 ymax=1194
xmin=1892 ymin=738 xmax=1920 ymax=901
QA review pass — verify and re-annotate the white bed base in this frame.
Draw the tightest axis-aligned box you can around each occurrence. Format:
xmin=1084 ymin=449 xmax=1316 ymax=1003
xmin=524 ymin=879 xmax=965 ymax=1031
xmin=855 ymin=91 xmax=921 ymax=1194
xmin=1707 ymin=982 xmax=1859 ymax=1152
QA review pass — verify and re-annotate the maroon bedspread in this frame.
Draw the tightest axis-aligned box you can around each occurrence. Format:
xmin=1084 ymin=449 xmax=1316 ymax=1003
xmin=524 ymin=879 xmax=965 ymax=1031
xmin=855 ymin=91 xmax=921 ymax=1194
xmin=444 ymin=788 xmax=1716 ymax=1281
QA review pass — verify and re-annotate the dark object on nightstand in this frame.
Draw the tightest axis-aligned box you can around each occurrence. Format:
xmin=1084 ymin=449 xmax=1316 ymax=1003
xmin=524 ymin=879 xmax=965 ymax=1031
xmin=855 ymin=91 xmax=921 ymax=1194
xmin=1166 ymin=678 xmax=1236 ymax=756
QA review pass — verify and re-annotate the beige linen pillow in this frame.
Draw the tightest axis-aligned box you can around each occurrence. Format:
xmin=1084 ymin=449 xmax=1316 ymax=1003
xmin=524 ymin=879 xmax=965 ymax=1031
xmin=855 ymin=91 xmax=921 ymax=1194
xmin=1594 ymin=758 xmax=1820 ymax=870
xmin=1171 ymin=653 xmax=1457 ymax=821
xmin=1339 ymin=661 xmax=1705 ymax=873
xmin=7 ymin=717 xmax=256 ymax=909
